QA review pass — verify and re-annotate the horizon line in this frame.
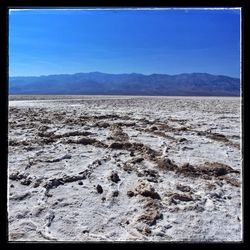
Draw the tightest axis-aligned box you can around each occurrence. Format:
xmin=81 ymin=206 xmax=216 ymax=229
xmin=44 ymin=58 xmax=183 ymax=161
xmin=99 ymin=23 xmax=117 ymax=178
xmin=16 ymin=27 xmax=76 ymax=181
xmin=9 ymin=71 xmax=240 ymax=79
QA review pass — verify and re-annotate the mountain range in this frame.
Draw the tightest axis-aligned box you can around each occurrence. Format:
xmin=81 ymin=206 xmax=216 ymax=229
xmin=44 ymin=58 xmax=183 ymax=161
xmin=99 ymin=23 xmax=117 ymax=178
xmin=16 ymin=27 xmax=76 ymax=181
xmin=9 ymin=72 xmax=240 ymax=96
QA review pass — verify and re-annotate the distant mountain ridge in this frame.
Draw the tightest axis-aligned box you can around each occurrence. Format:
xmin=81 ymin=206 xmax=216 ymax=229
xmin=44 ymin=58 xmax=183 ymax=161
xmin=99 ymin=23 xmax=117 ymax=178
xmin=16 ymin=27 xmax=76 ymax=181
xmin=9 ymin=72 xmax=240 ymax=96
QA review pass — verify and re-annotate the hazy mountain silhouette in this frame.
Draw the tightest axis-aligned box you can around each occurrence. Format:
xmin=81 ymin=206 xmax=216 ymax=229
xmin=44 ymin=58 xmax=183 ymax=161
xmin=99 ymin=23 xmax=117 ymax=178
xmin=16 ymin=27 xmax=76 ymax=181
xmin=9 ymin=72 xmax=240 ymax=96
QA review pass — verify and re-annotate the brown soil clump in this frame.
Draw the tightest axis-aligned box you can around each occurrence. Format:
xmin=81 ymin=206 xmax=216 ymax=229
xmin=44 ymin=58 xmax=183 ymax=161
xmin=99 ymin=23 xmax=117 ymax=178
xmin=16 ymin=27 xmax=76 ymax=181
xmin=176 ymin=162 xmax=239 ymax=179
xmin=157 ymin=157 xmax=178 ymax=171
xmin=135 ymin=180 xmax=161 ymax=200
xmin=109 ymin=125 xmax=129 ymax=142
xmin=137 ymin=200 xmax=163 ymax=226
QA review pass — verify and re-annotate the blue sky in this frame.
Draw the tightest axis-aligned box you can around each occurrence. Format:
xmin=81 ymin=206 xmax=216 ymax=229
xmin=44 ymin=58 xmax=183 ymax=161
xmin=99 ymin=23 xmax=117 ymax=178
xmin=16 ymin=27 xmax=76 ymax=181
xmin=9 ymin=8 xmax=241 ymax=77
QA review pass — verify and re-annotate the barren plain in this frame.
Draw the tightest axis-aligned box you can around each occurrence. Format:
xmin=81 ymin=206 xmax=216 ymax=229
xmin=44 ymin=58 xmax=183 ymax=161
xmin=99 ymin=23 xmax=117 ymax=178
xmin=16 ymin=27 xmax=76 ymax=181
xmin=8 ymin=95 xmax=242 ymax=242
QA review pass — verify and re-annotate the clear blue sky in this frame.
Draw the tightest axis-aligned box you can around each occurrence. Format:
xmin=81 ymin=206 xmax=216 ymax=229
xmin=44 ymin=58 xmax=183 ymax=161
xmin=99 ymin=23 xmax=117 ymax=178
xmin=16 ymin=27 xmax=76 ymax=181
xmin=9 ymin=8 xmax=241 ymax=77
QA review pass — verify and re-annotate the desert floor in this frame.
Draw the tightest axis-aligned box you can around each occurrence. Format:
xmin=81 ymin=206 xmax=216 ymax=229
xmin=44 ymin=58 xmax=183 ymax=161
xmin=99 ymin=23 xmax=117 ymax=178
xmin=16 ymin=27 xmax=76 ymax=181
xmin=8 ymin=95 xmax=242 ymax=242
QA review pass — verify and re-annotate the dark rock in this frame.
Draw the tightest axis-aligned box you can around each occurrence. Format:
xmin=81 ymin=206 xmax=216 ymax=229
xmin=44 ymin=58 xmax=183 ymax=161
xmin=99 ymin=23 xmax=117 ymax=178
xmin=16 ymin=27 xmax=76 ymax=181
xmin=127 ymin=191 xmax=135 ymax=197
xmin=112 ymin=191 xmax=119 ymax=197
xmin=109 ymin=142 xmax=123 ymax=149
xmin=151 ymin=126 xmax=158 ymax=131
xmin=179 ymin=138 xmax=187 ymax=142
xmin=96 ymin=184 xmax=103 ymax=194
xmin=78 ymin=181 xmax=83 ymax=185
xmin=197 ymin=131 xmax=206 ymax=136
xmin=182 ymin=146 xmax=194 ymax=150
xmin=109 ymin=172 xmax=120 ymax=183
xmin=178 ymin=127 xmax=188 ymax=131
xmin=141 ymin=190 xmax=161 ymax=200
